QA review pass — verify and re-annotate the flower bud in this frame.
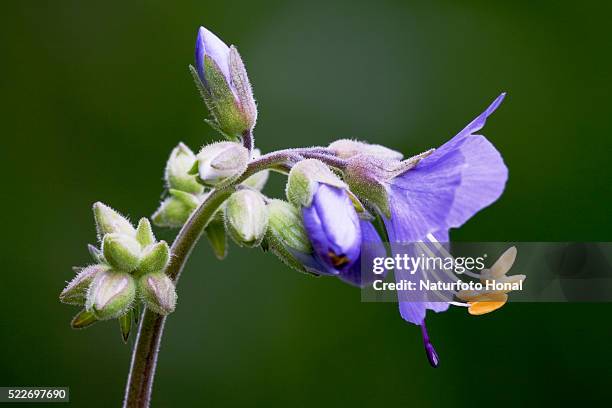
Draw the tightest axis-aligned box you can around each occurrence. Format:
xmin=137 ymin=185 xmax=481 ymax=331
xmin=135 ymin=218 xmax=156 ymax=247
xmin=224 ymin=190 xmax=268 ymax=247
xmin=165 ymin=143 xmax=204 ymax=194
xmin=195 ymin=142 xmax=249 ymax=186
xmin=93 ymin=202 xmax=136 ymax=238
xmin=329 ymin=139 xmax=403 ymax=160
xmin=192 ymin=27 xmax=257 ymax=140
xmin=86 ymin=270 xmax=136 ymax=320
xmin=138 ymin=272 xmax=177 ymax=315
xmin=139 ymin=241 xmax=170 ymax=273
xmin=152 ymin=190 xmax=201 ymax=228
xmin=60 ymin=264 xmax=110 ymax=305
xmin=286 ymin=159 xmax=346 ymax=207
xmin=103 ymin=233 xmax=142 ymax=272
xmin=241 ymin=149 xmax=269 ymax=191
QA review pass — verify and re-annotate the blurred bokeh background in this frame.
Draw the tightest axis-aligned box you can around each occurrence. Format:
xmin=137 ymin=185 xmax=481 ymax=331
xmin=2 ymin=0 xmax=611 ymax=406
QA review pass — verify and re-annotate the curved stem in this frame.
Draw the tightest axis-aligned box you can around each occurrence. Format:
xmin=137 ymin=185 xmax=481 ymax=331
xmin=123 ymin=146 xmax=339 ymax=407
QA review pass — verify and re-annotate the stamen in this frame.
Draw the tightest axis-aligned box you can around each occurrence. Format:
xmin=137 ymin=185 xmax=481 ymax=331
xmin=328 ymin=251 xmax=349 ymax=267
xmin=420 ymin=321 xmax=439 ymax=368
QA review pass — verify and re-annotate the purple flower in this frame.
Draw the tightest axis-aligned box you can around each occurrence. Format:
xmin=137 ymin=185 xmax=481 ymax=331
xmin=301 ymin=183 xmax=362 ymax=274
xmin=385 ymin=94 xmax=507 ymax=327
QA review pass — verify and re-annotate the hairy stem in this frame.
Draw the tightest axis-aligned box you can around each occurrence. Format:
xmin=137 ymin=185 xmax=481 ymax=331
xmin=122 ymin=146 xmax=341 ymax=407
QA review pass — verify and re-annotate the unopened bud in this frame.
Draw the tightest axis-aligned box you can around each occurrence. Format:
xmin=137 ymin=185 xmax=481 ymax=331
xmin=195 ymin=142 xmax=249 ymax=186
xmin=103 ymin=233 xmax=142 ymax=272
xmin=86 ymin=270 xmax=136 ymax=320
xmin=139 ymin=241 xmax=170 ymax=273
xmin=165 ymin=143 xmax=204 ymax=194
xmin=193 ymin=27 xmax=257 ymax=140
xmin=93 ymin=202 xmax=136 ymax=238
xmin=152 ymin=190 xmax=201 ymax=228
xmin=138 ymin=272 xmax=177 ymax=315
xmin=60 ymin=264 xmax=109 ymax=305
xmin=225 ymin=190 xmax=268 ymax=247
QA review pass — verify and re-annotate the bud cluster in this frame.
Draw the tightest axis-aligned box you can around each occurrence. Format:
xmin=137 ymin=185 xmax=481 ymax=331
xmin=60 ymin=203 xmax=177 ymax=341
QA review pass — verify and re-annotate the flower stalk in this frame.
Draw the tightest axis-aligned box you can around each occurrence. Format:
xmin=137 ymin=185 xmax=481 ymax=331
xmin=122 ymin=147 xmax=344 ymax=407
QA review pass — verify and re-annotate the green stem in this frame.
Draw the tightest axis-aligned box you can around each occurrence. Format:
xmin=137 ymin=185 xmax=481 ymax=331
xmin=122 ymin=147 xmax=343 ymax=407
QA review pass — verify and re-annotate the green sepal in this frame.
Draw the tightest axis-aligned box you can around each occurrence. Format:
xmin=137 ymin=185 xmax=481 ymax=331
xmin=139 ymin=241 xmax=170 ymax=274
xmin=118 ymin=312 xmax=132 ymax=343
xmin=136 ymin=218 xmax=156 ymax=247
xmin=102 ymin=233 xmax=142 ymax=272
xmin=60 ymin=264 xmax=109 ymax=305
xmin=205 ymin=218 xmax=228 ymax=260
xmin=70 ymin=309 xmax=98 ymax=329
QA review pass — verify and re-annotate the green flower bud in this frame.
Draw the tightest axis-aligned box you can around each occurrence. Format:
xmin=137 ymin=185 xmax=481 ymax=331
xmin=152 ymin=190 xmax=201 ymax=228
xmin=93 ymin=202 xmax=136 ymax=238
xmin=138 ymin=272 xmax=177 ymax=316
xmin=86 ymin=270 xmax=136 ymax=320
xmin=139 ymin=241 xmax=170 ymax=273
xmin=224 ymin=190 xmax=268 ymax=247
xmin=135 ymin=218 xmax=156 ymax=247
xmin=241 ymin=149 xmax=269 ymax=191
xmin=165 ymin=142 xmax=204 ymax=194
xmin=286 ymin=159 xmax=346 ymax=207
xmin=103 ymin=233 xmax=142 ymax=272
xmin=328 ymin=139 xmax=403 ymax=160
xmin=195 ymin=142 xmax=249 ymax=186
xmin=60 ymin=264 xmax=109 ymax=305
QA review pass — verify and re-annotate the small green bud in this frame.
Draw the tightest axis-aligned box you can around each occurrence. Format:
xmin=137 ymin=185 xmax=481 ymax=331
xmin=103 ymin=233 xmax=142 ymax=272
xmin=266 ymin=199 xmax=312 ymax=254
xmin=71 ymin=309 xmax=98 ymax=329
xmin=138 ymin=272 xmax=177 ymax=316
xmin=152 ymin=190 xmax=201 ymax=228
xmin=139 ymin=241 xmax=170 ymax=273
xmin=329 ymin=139 xmax=403 ymax=160
xmin=165 ymin=142 xmax=204 ymax=194
xmin=86 ymin=270 xmax=136 ymax=320
xmin=241 ymin=149 xmax=269 ymax=191
xmin=195 ymin=141 xmax=249 ymax=186
xmin=118 ymin=312 xmax=132 ymax=343
xmin=136 ymin=218 xmax=156 ymax=247
xmin=224 ymin=190 xmax=268 ymax=247
xmin=93 ymin=202 xmax=136 ymax=238
xmin=60 ymin=264 xmax=109 ymax=305
xmin=286 ymin=159 xmax=346 ymax=207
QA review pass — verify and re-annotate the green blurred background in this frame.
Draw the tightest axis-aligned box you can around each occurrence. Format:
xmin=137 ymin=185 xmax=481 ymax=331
xmin=2 ymin=0 xmax=611 ymax=406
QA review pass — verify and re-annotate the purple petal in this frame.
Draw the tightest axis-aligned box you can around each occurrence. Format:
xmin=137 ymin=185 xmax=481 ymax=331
xmin=195 ymin=26 xmax=231 ymax=83
xmin=302 ymin=184 xmax=362 ymax=273
xmin=384 ymin=94 xmax=507 ymax=243
xmin=339 ymin=220 xmax=385 ymax=287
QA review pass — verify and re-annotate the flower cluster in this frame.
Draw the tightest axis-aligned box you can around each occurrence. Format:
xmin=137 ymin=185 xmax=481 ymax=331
xmin=60 ymin=203 xmax=176 ymax=341
xmin=60 ymin=25 xmax=511 ymax=367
